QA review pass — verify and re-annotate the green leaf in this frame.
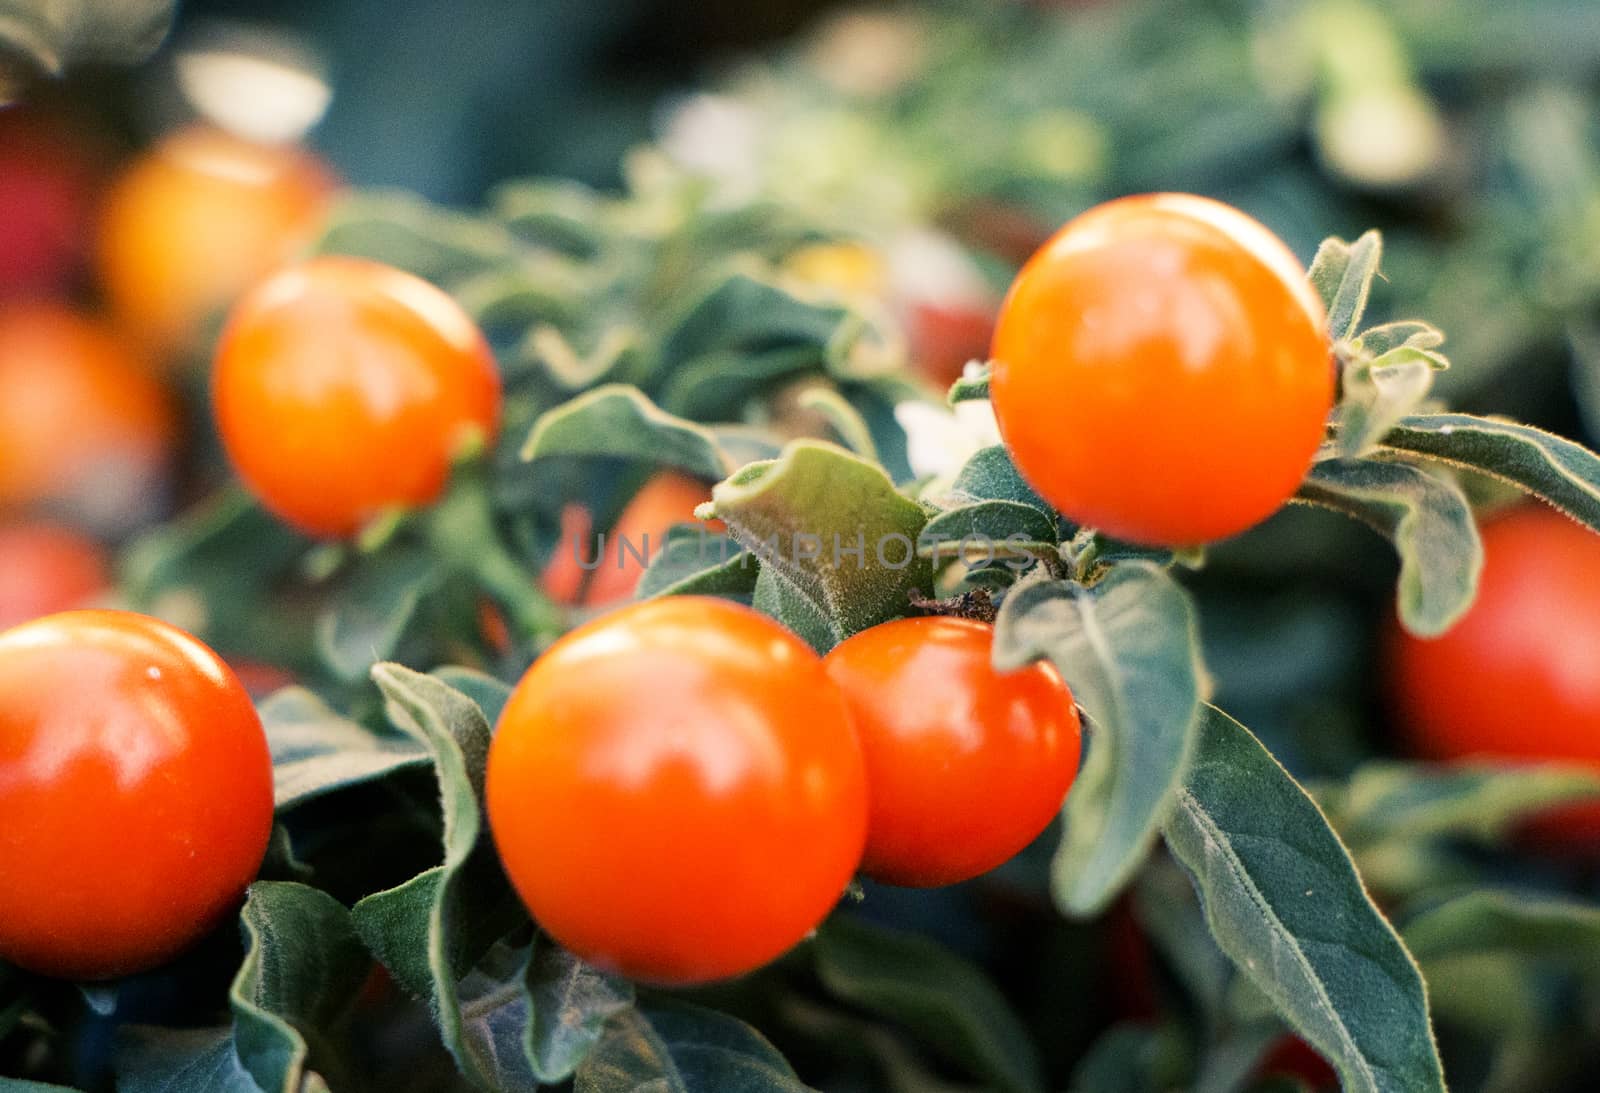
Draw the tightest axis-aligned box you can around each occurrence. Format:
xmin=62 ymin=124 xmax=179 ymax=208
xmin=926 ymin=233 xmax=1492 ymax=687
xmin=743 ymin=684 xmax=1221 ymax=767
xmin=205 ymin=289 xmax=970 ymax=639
xmin=796 ymin=385 xmax=880 ymax=461
xmin=115 ymin=1028 xmax=263 ymax=1093
xmin=1333 ymin=350 xmax=1440 ymax=459
xmin=261 ymin=688 xmax=428 ymax=812
xmin=233 ymin=883 xmax=370 ymax=1093
xmin=921 ymin=501 xmax=1059 ymax=548
xmin=1401 ymin=890 xmax=1600 ymax=965
xmin=1308 ymin=231 xmax=1382 ymax=340
xmin=1294 ymin=459 xmax=1482 ymax=636
xmin=814 ymin=917 xmax=1045 ymax=1093
xmin=351 ymin=666 xmax=529 ymax=1090
xmin=652 ymin=271 xmax=846 ymax=379
xmin=1376 ymin=413 xmax=1600 ymax=532
xmin=704 ymin=441 xmax=931 ymax=647
xmin=315 ymin=548 xmax=443 ymax=682
xmin=525 ymin=939 xmax=635 ymax=1083
xmin=1067 ymin=1023 xmax=1188 ymax=1093
xmin=521 ymin=384 xmax=732 ymax=482
xmin=1162 ymin=706 xmax=1446 ymax=1093
xmin=120 ymin=490 xmax=309 ymax=664
xmin=648 ymin=267 xmax=856 ymax=420
xmin=1354 ymin=320 xmax=1444 ymax=358
xmin=529 ymin=324 xmax=642 ymax=392
xmin=1133 ymin=858 xmax=1234 ymax=1021
xmin=491 ymin=178 xmax=607 ymax=258
xmin=946 ymin=446 xmax=1049 ymax=513
xmin=947 ymin=366 xmax=991 ymax=405
xmin=429 ymin=667 xmax=513 ymax=727
xmin=655 ymin=346 xmax=829 ymax=423
xmin=750 ymin=564 xmax=837 ymax=653
xmin=636 ymin=526 xmax=757 ymax=601
xmin=994 ymin=565 xmax=1204 ymax=915
xmin=1316 ymin=762 xmax=1600 ymax=846
xmin=576 ymin=1001 xmax=814 ymax=1093
xmin=316 ymin=191 xmax=512 ymax=283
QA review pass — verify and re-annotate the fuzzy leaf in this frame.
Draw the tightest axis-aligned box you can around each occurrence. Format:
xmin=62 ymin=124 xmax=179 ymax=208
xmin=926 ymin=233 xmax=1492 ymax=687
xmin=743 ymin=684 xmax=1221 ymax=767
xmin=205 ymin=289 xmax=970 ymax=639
xmin=351 ymin=666 xmax=529 ymax=1090
xmin=525 ymin=940 xmax=635 ymax=1083
xmin=1295 ymin=459 xmax=1482 ymax=636
xmin=704 ymin=441 xmax=930 ymax=647
xmin=1163 ymin=707 xmax=1446 ymax=1093
xmin=521 ymin=384 xmax=732 ymax=482
xmin=115 ymin=1028 xmax=263 ymax=1093
xmin=947 ymin=366 xmax=991 ymax=405
xmin=946 ymin=446 xmax=1050 ymax=512
xmin=1377 ymin=413 xmax=1600 ymax=531
xmin=262 ymin=688 xmax=428 ymax=811
xmin=428 ymin=667 xmax=512 ymax=727
xmin=921 ymin=501 xmax=1059 ymax=548
xmin=814 ymin=917 xmax=1045 ymax=1093
xmin=232 ymin=883 xmax=369 ymax=1093
xmin=636 ymin=526 xmax=757 ymax=601
xmin=576 ymin=1001 xmax=814 ymax=1093
xmin=1333 ymin=351 xmax=1439 ymax=459
xmin=1308 ymin=231 xmax=1382 ymax=340
xmin=994 ymin=565 xmax=1204 ymax=915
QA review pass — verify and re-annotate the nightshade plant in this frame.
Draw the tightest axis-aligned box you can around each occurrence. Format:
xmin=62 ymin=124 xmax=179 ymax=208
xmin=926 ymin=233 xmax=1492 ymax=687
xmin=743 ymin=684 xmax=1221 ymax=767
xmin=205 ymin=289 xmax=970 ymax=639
xmin=7 ymin=5 xmax=1600 ymax=1091
xmin=60 ymin=169 xmax=1599 ymax=1092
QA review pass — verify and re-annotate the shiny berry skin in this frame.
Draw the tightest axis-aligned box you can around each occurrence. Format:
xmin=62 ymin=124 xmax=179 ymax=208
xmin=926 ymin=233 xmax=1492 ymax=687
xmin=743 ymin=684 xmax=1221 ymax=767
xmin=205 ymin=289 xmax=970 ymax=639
xmin=486 ymin=596 xmax=868 ymax=984
xmin=0 ymin=522 xmax=108 ymax=631
xmin=0 ymin=611 xmax=275 ymax=979
xmin=0 ymin=303 xmax=175 ymax=533
xmin=96 ymin=125 xmax=336 ymax=352
xmin=823 ymin=616 xmax=1081 ymax=887
xmin=989 ymin=193 xmax=1332 ymax=545
xmin=1388 ymin=505 xmax=1600 ymax=768
xmin=212 ymin=256 xmax=502 ymax=538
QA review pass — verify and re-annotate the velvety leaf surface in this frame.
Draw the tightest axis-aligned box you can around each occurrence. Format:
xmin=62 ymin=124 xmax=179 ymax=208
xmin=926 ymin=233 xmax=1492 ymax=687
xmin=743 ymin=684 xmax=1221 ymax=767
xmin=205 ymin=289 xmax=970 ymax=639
xmin=232 ymin=883 xmax=369 ymax=1093
xmin=350 ymin=666 xmax=529 ymax=1089
xmin=1379 ymin=413 xmax=1600 ymax=531
xmin=704 ymin=441 xmax=931 ymax=646
xmin=576 ymin=1001 xmax=815 ymax=1093
xmin=1163 ymin=707 xmax=1446 ymax=1093
xmin=520 ymin=384 xmax=733 ymax=482
xmin=1295 ymin=458 xmax=1482 ymax=636
xmin=995 ymin=565 xmax=1204 ymax=915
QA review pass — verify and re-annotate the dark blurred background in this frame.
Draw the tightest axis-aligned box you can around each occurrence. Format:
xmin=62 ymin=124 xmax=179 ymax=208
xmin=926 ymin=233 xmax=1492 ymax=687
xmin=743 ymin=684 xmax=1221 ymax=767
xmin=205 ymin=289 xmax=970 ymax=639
xmin=96 ymin=0 xmax=853 ymax=200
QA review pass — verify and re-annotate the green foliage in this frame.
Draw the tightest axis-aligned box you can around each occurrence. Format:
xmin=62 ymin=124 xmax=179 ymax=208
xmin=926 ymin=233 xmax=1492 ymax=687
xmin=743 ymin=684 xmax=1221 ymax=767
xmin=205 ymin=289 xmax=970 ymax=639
xmin=703 ymin=441 xmax=931 ymax=649
xmin=813 ymin=917 xmax=1045 ymax=1093
xmin=574 ymin=1002 xmax=814 ymax=1093
xmin=995 ymin=564 xmax=1204 ymax=915
xmin=1163 ymin=707 xmax=1446 ymax=1093
xmin=1295 ymin=459 xmax=1481 ymax=635
xmin=349 ymin=667 xmax=529 ymax=1087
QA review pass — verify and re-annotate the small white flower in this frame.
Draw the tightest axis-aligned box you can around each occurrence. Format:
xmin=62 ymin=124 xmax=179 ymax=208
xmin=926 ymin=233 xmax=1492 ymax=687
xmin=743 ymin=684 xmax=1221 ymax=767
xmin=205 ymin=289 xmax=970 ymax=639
xmin=657 ymin=93 xmax=763 ymax=194
xmin=895 ymin=396 xmax=1001 ymax=480
xmin=887 ymin=228 xmax=991 ymax=312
